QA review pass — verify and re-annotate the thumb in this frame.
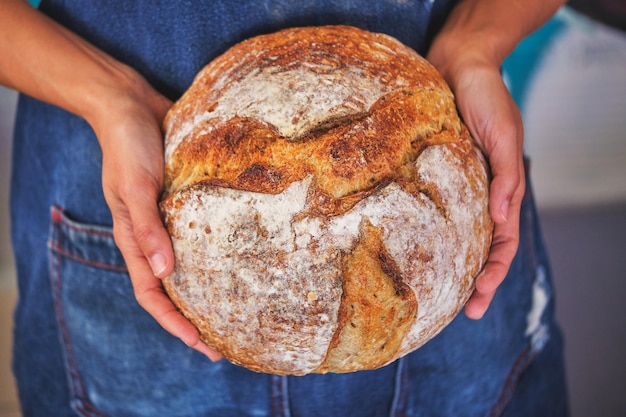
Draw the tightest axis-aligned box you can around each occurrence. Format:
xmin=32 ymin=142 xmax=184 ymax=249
xmin=127 ymin=185 xmax=174 ymax=278
xmin=488 ymin=148 xmax=522 ymax=225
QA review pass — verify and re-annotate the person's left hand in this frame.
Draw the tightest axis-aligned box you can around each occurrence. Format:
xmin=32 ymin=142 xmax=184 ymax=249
xmin=428 ymin=45 xmax=526 ymax=319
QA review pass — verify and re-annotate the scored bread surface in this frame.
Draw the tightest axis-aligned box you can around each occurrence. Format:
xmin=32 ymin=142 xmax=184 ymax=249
xmin=160 ymin=25 xmax=493 ymax=375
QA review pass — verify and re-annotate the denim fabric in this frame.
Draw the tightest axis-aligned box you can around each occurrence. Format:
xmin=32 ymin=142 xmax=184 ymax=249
xmin=11 ymin=1 xmax=568 ymax=416
xmin=398 ymin=168 xmax=570 ymax=417
xmin=38 ymin=0 xmax=449 ymax=102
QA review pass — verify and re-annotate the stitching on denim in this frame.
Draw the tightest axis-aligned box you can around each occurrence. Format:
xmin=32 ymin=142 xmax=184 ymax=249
xmin=50 ymin=250 xmax=109 ymax=417
xmin=49 ymin=207 xmax=111 ymax=417
xmin=485 ymin=344 xmax=539 ymax=417
xmin=74 ymin=401 xmax=110 ymax=417
xmin=270 ymin=375 xmax=281 ymax=417
xmin=48 ymin=241 xmax=128 ymax=273
xmin=52 ymin=206 xmax=115 ymax=239
xmin=50 ymin=248 xmax=79 ymax=398
xmin=50 ymin=206 xmax=127 ymax=272
xmin=271 ymin=375 xmax=292 ymax=417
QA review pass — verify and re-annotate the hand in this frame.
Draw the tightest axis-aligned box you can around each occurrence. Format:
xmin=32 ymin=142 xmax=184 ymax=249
xmin=427 ymin=47 xmax=526 ymax=320
xmin=92 ymin=73 xmax=222 ymax=361
xmin=0 ymin=0 xmax=222 ymax=359
xmin=422 ymin=0 xmax=565 ymax=319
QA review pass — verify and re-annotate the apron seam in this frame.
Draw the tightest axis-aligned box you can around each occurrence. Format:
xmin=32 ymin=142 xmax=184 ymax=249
xmin=485 ymin=343 xmax=539 ymax=417
xmin=271 ymin=375 xmax=292 ymax=417
xmin=389 ymin=356 xmax=409 ymax=417
xmin=49 ymin=206 xmax=111 ymax=417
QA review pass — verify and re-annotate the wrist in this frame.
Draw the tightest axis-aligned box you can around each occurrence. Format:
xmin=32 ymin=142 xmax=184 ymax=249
xmin=427 ymin=0 xmax=565 ymax=87
xmin=81 ymin=62 xmax=148 ymax=128
xmin=427 ymin=33 xmax=500 ymax=98
xmin=83 ymin=63 xmax=171 ymax=152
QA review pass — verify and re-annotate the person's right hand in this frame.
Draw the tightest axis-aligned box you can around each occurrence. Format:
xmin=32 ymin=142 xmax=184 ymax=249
xmin=2 ymin=0 xmax=222 ymax=360
xmin=90 ymin=71 xmax=223 ymax=361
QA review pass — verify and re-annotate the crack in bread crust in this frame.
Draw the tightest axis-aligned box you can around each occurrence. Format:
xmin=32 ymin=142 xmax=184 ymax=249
xmin=164 ymin=88 xmax=460 ymax=219
xmin=315 ymin=219 xmax=418 ymax=373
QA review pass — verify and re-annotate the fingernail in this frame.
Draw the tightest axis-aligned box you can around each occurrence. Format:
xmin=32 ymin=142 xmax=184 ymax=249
xmin=499 ymin=199 xmax=510 ymax=222
xmin=149 ymin=253 xmax=167 ymax=277
xmin=185 ymin=339 xmax=222 ymax=362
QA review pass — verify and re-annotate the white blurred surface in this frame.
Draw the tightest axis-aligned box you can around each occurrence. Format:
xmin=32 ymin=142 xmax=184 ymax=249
xmin=523 ymin=10 xmax=626 ymax=208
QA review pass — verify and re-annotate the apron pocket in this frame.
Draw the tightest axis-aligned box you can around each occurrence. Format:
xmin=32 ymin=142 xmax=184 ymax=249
xmin=47 ymin=206 xmax=272 ymax=417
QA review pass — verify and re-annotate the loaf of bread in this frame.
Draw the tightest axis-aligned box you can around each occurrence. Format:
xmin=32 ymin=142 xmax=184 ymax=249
xmin=160 ymin=25 xmax=493 ymax=375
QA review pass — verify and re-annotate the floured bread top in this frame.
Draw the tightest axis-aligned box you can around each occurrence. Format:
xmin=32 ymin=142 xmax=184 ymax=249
xmin=160 ymin=26 xmax=493 ymax=375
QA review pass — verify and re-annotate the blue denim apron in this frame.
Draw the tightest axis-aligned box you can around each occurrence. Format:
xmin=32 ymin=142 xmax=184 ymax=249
xmin=10 ymin=1 xmax=568 ymax=416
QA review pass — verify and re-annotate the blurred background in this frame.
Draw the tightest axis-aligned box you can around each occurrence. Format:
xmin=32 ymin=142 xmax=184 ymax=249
xmin=1 ymin=4 xmax=625 ymax=417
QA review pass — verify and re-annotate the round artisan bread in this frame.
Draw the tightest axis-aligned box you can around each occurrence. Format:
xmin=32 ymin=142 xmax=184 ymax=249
xmin=159 ymin=25 xmax=493 ymax=375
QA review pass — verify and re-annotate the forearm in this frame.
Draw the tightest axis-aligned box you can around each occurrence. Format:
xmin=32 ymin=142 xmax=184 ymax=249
xmin=0 ymin=0 xmax=147 ymax=132
xmin=428 ymin=0 xmax=566 ymax=75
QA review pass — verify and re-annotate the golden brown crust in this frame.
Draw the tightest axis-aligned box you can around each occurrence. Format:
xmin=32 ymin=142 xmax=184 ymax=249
xmin=162 ymin=26 xmax=458 ymax=204
xmin=315 ymin=219 xmax=418 ymax=373
xmin=160 ymin=25 xmax=493 ymax=375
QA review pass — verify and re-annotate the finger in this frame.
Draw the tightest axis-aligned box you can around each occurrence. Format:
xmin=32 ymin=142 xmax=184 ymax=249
xmin=464 ymin=288 xmax=497 ymax=320
xmin=134 ymin=267 xmax=223 ymax=361
xmin=123 ymin=182 xmax=224 ymax=359
xmin=134 ymin=278 xmax=222 ymax=360
xmin=479 ymin=157 xmax=525 ymax=288
xmin=188 ymin=338 xmax=224 ymax=362
xmin=485 ymin=114 xmax=524 ymax=225
xmin=475 ymin=215 xmax=519 ymax=294
xmin=488 ymin=158 xmax=522 ymax=226
xmin=465 ymin=219 xmax=518 ymax=320
xmin=465 ymin=162 xmax=524 ymax=320
xmin=115 ymin=217 xmax=222 ymax=360
xmin=121 ymin=177 xmax=175 ymax=278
